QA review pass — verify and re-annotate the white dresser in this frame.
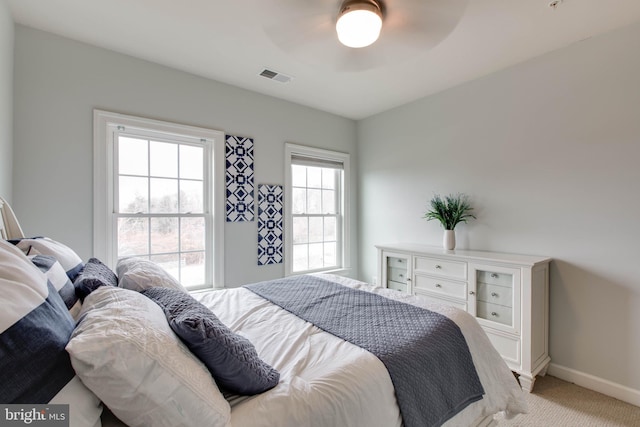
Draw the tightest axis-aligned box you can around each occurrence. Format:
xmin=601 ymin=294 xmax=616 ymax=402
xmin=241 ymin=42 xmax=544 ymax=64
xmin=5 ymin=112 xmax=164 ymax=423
xmin=376 ymin=243 xmax=551 ymax=392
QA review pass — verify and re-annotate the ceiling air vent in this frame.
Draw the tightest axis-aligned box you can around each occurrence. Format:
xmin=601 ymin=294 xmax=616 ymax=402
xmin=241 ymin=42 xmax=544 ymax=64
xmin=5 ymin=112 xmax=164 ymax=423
xmin=259 ymin=68 xmax=293 ymax=84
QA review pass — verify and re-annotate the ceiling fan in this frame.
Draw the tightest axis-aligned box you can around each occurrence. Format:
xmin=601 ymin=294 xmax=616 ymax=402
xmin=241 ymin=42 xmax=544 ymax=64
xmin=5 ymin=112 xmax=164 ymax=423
xmin=259 ymin=0 xmax=469 ymax=72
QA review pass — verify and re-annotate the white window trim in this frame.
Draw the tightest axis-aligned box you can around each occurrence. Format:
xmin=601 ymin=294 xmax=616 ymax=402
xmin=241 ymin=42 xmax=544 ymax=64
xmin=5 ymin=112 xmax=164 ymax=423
xmin=93 ymin=109 xmax=225 ymax=288
xmin=284 ymin=143 xmax=351 ymax=276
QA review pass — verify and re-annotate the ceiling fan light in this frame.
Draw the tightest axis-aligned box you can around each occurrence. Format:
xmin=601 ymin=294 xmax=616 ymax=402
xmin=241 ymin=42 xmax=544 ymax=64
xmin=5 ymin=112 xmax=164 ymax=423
xmin=336 ymin=1 xmax=383 ymax=48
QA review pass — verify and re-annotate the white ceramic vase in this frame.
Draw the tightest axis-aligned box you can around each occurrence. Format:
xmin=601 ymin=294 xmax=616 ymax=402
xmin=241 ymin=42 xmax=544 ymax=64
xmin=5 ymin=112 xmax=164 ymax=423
xmin=443 ymin=230 xmax=456 ymax=250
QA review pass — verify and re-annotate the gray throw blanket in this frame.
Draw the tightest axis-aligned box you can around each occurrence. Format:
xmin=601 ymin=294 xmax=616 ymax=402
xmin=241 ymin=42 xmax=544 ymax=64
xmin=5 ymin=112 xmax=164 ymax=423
xmin=245 ymin=275 xmax=484 ymax=427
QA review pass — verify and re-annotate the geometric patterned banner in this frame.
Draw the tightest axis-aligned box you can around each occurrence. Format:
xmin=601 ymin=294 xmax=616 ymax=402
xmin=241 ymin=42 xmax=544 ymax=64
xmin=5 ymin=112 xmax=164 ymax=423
xmin=257 ymin=184 xmax=283 ymax=265
xmin=225 ymin=135 xmax=255 ymax=222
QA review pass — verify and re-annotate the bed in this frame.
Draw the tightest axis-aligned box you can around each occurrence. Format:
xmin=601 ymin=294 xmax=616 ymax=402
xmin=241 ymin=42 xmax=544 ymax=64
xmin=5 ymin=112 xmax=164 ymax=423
xmin=195 ymin=274 xmax=527 ymax=427
xmin=0 ymin=198 xmax=527 ymax=427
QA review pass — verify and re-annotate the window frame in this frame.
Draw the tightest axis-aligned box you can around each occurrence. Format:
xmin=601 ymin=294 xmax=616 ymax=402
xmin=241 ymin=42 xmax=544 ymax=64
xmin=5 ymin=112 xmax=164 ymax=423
xmin=93 ymin=110 xmax=225 ymax=289
xmin=284 ymin=143 xmax=350 ymax=276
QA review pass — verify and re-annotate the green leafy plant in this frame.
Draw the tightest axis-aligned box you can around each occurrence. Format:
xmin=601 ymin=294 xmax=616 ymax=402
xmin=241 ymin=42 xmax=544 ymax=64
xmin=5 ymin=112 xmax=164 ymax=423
xmin=424 ymin=193 xmax=476 ymax=230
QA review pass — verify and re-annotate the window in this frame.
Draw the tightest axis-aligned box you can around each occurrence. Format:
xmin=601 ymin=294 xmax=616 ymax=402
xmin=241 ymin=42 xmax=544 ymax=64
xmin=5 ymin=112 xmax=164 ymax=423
xmin=284 ymin=143 xmax=350 ymax=275
xmin=94 ymin=110 xmax=225 ymax=290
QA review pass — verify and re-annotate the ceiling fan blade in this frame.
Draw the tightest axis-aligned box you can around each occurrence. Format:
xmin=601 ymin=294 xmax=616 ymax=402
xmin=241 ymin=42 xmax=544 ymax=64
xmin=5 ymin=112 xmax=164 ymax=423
xmin=382 ymin=0 xmax=469 ymax=50
xmin=263 ymin=16 xmax=334 ymax=55
xmin=259 ymin=0 xmax=338 ymax=55
xmin=260 ymin=0 xmax=469 ymax=72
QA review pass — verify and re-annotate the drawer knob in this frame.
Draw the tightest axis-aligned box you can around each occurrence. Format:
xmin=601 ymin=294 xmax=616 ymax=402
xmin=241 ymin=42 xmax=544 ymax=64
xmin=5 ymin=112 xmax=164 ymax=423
xmin=491 ymin=312 xmax=498 ymax=317
xmin=399 ymin=274 xmax=404 ymax=278
xmin=491 ymin=292 xmax=499 ymax=298
xmin=435 ymin=283 xmax=442 ymax=288
xmin=491 ymin=273 xmax=499 ymax=278
xmin=398 ymin=259 xmax=403 ymax=263
xmin=435 ymin=265 xmax=442 ymax=269
xmin=469 ymin=291 xmax=475 ymax=295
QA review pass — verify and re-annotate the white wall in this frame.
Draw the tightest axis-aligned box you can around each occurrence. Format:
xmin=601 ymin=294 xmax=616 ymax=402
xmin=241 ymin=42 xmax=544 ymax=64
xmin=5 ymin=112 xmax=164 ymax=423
xmin=12 ymin=25 xmax=358 ymax=287
xmin=358 ymin=22 xmax=640 ymax=393
xmin=0 ymin=0 xmax=13 ymax=201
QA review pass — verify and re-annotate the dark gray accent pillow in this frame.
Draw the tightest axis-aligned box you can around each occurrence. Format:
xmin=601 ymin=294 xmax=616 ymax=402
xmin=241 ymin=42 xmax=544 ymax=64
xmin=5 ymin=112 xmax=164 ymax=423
xmin=141 ymin=287 xmax=280 ymax=395
xmin=73 ymin=258 xmax=118 ymax=301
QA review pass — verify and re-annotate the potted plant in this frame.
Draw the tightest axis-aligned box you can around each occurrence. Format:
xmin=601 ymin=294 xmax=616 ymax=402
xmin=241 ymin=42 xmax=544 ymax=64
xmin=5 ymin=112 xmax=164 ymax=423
xmin=424 ymin=193 xmax=476 ymax=250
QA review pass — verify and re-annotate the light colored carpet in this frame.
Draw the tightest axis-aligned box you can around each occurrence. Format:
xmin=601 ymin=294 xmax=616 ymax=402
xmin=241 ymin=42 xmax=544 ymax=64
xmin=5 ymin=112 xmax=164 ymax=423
xmin=495 ymin=375 xmax=640 ymax=426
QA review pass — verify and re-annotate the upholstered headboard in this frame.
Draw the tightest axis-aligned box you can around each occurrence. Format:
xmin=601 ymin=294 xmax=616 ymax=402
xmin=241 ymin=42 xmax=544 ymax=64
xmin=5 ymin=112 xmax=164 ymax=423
xmin=0 ymin=197 xmax=25 ymax=240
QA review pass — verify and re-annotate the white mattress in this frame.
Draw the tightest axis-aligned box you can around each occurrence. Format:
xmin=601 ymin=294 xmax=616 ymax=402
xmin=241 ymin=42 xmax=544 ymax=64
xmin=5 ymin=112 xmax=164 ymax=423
xmin=191 ymin=274 xmax=528 ymax=427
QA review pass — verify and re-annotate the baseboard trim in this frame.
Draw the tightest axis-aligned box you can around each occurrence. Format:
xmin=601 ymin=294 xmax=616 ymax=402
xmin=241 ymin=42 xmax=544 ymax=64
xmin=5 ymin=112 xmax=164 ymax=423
xmin=547 ymin=363 xmax=640 ymax=407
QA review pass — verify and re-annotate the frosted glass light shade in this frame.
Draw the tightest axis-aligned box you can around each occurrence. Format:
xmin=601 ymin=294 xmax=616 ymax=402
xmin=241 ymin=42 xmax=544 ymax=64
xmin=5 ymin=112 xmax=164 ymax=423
xmin=336 ymin=2 xmax=382 ymax=48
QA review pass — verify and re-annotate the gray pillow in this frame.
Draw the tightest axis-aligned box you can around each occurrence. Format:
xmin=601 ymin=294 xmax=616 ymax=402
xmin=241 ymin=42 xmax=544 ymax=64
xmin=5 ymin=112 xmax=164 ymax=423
xmin=141 ymin=287 xmax=280 ymax=395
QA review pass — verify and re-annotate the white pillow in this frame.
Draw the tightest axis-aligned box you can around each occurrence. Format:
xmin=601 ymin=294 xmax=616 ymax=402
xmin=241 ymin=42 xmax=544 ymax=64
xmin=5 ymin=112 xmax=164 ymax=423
xmin=116 ymin=257 xmax=187 ymax=293
xmin=66 ymin=286 xmax=231 ymax=427
xmin=0 ymin=240 xmax=102 ymax=427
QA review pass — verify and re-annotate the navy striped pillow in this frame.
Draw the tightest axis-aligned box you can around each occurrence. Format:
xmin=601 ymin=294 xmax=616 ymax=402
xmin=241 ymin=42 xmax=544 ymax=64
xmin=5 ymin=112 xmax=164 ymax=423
xmin=0 ymin=241 xmax=76 ymax=403
xmin=1 ymin=240 xmax=103 ymax=425
xmin=10 ymin=237 xmax=84 ymax=281
xmin=29 ymin=254 xmax=81 ymax=318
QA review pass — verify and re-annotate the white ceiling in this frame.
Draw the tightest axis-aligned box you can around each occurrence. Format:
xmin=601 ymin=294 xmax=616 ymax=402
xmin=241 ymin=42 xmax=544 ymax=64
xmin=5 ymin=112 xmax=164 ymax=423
xmin=7 ymin=0 xmax=640 ymax=120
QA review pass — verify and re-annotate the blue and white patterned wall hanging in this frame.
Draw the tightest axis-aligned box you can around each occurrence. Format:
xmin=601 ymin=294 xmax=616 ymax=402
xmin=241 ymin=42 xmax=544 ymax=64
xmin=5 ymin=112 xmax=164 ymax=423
xmin=225 ymin=135 xmax=255 ymax=222
xmin=257 ymin=184 xmax=283 ymax=265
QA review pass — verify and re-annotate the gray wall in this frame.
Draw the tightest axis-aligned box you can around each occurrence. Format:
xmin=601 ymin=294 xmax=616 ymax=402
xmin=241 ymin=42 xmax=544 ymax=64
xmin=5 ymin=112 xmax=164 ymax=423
xmin=358 ymin=22 xmax=640 ymax=391
xmin=12 ymin=25 xmax=358 ymax=287
xmin=0 ymin=0 xmax=13 ymax=201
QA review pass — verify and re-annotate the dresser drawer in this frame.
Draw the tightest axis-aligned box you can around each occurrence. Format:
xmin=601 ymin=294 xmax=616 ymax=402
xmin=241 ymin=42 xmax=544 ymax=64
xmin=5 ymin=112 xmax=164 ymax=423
xmin=414 ymin=257 xmax=466 ymax=280
xmin=484 ymin=330 xmax=521 ymax=367
xmin=414 ymin=274 xmax=466 ymax=299
xmin=388 ymin=267 xmax=408 ymax=283
xmin=477 ymin=282 xmax=512 ymax=307
xmin=414 ymin=289 xmax=467 ymax=311
xmin=387 ymin=280 xmax=408 ymax=293
xmin=388 ymin=256 xmax=408 ymax=269
xmin=477 ymin=270 xmax=513 ymax=288
xmin=477 ymin=301 xmax=513 ymax=326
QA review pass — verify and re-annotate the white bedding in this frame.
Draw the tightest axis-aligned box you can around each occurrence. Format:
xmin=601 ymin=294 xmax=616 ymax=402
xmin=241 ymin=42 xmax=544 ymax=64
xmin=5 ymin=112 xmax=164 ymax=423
xmin=190 ymin=274 xmax=527 ymax=427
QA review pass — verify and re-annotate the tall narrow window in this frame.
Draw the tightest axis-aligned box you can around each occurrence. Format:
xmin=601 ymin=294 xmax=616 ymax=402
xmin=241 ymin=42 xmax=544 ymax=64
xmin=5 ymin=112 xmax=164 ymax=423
xmin=94 ymin=110 xmax=225 ymax=290
xmin=285 ymin=143 xmax=350 ymax=275
xmin=116 ymin=136 xmax=208 ymax=287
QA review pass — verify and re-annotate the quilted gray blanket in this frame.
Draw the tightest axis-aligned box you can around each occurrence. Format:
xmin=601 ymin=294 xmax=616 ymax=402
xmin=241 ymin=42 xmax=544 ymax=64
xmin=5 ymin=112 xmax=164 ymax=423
xmin=245 ymin=275 xmax=484 ymax=427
